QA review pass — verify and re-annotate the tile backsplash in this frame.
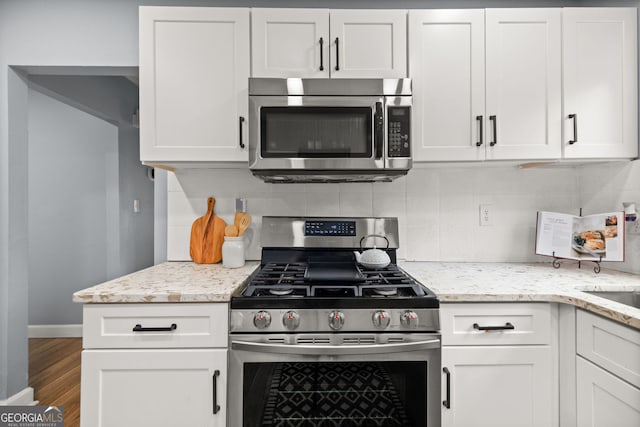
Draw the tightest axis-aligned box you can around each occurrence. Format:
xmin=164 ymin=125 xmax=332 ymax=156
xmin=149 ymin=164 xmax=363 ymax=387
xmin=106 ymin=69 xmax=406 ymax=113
xmin=166 ymin=161 xmax=638 ymax=268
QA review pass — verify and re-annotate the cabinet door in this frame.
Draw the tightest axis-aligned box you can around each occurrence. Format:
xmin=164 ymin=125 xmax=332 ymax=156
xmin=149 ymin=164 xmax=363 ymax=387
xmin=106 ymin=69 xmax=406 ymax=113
xmin=409 ymin=10 xmax=485 ymax=161
xmin=251 ymin=8 xmax=329 ymax=78
xmin=139 ymin=7 xmax=249 ymax=163
xmin=485 ymin=9 xmax=562 ymax=160
xmin=442 ymin=346 xmax=555 ymax=427
xmin=563 ymin=8 xmax=638 ymax=159
xmin=576 ymin=356 xmax=640 ymax=427
xmin=81 ymin=349 xmax=227 ymax=427
xmin=330 ymin=10 xmax=407 ymax=78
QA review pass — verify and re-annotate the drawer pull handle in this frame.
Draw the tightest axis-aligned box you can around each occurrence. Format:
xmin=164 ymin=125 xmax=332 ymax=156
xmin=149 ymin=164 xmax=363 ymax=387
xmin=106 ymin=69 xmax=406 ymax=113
xmin=132 ymin=323 xmax=177 ymax=332
xmin=473 ymin=322 xmax=514 ymax=331
xmin=213 ymin=370 xmax=221 ymax=414
xmin=442 ymin=367 xmax=451 ymax=409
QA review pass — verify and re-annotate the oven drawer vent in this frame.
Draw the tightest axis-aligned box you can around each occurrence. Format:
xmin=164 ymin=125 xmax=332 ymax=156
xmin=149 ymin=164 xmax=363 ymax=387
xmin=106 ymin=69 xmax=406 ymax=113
xmin=342 ymin=336 xmax=376 ymax=345
xmin=267 ymin=338 xmax=286 ymax=344
xmin=387 ymin=337 xmax=406 ymax=343
xmin=296 ymin=337 xmax=331 ymax=345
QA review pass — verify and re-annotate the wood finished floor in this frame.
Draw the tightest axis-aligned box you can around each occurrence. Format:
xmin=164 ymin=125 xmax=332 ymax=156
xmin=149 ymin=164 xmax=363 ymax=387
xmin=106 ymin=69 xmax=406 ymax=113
xmin=29 ymin=338 xmax=82 ymax=427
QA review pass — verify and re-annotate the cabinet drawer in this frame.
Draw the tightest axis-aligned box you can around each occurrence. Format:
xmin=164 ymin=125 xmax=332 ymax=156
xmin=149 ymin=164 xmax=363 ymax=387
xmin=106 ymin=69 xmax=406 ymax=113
xmin=441 ymin=303 xmax=552 ymax=345
xmin=83 ymin=303 xmax=228 ymax=349
xmin=577 ymin=309 xmax=640 ymax=388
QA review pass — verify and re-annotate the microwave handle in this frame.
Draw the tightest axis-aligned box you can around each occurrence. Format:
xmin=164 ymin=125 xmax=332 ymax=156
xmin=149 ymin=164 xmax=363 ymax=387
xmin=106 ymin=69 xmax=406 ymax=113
xmin=231 ymin=338 xmax=440 ymax=356
xmin=374 ymin=102 xmax=384 ymax=159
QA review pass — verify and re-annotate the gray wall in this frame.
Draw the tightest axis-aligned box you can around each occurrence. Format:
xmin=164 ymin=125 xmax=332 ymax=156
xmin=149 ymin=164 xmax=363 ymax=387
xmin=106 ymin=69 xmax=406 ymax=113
xmin=26 ymin=76 xmax=154 ymax=326
xmin=27 ymin=89 xmax=119 ymax=325
xmin=117 ymin=126 xmax=155 ymax=277
xmin=0 ymin=0 xmax=638 ymax=402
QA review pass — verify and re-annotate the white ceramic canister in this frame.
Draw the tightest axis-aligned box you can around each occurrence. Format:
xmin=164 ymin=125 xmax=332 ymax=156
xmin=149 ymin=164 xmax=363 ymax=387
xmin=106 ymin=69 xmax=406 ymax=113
xmin=222 ymin=236 xmax=245 ymax=268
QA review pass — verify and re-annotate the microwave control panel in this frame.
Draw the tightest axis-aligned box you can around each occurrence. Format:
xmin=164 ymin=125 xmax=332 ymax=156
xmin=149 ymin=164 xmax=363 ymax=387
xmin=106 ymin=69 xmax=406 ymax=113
xmin=387 ymin=106 xmax=411 ymax=157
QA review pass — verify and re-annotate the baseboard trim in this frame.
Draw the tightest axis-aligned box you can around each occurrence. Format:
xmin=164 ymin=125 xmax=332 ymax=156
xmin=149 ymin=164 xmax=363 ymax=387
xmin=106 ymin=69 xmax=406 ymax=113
xmin=0 ymin=387 xmax=37 ymax=406
xmin=28 ymin=324 xmax=82 ymax=338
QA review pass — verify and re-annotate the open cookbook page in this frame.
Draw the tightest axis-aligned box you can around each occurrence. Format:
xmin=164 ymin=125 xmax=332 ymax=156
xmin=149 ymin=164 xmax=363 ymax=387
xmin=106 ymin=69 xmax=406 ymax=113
xmin=535 ymin=211 xmax=625 ymax=262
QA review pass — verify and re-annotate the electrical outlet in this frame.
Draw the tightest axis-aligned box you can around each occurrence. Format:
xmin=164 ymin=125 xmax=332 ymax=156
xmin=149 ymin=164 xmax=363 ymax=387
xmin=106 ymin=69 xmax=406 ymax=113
xmin=479 ymin=204 xmax=492 ymax=226
xmin=235 ymin=197 xmax=247 ymax=213
xmin=628 ymin=219 xmax=640 ymax=235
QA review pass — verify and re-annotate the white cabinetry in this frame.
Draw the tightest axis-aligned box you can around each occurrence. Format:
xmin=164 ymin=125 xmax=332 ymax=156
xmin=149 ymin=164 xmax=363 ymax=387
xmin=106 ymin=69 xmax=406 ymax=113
xmin=80 ymin=303 xmax=229 ymax=427
xmin=563 ymin=8 xmax=638 ymax=159
xmin=139 ymin=7 xmax=249 ymax=164
xmin=485 ymin=9 xmax=562 ymax=160
xmin=409 ymin=10 xmax=485 ymax=161
xmin=251 ymin=9 xmax=407 ymax=78
xmin=441 ymin=303 xmax=557 ymax=427
xmin=411 ymin=9 xmax=561 ymax=162
xmin=576 ymin=309 xmax=640 ymax=427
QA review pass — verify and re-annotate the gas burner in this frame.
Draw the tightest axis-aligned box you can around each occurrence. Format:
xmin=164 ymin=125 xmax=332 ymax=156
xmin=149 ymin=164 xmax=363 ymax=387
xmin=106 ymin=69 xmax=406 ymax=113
xmin=270 ymin=288 xmax=294 ymax=296
xmin=372 ymin=288 xmax=398 ymax=296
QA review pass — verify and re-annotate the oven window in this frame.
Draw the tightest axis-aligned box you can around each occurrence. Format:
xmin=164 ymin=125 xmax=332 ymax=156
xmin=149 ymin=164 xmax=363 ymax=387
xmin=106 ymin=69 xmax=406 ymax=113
xmin=260 ymin=107 xmax=373 ymax=158
xmin=242 ymin=362 xmax=427 ymax=426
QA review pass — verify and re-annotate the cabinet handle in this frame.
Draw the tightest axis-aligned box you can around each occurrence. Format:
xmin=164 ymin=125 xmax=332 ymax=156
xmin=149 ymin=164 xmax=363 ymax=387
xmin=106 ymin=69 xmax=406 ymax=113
xmin=568 ymin=114 xmax=578 ymax=145
xmin=473 ymin=322 xmax=514 ymax=331
xmin=239 ymin=116 xmax=245 ymax=149
xmin=213 ymin=370 xmax=221 ymax=414
xmin=132 ymin=323 xmax=177 ymax=332
xmin=374 ymin=102 xmax=384 ymax=159
xmin=442 ymin=367 xmax=451 ymax=409
xmin=319 ymin=37 xmax=324 ymax=71
xmin=476 ymin=115 xmax=483 ymax=147
xmin=489 ymin=115 xmax=497 ymax=146
xmin=334 ymin=37 xmax=340 ymax=71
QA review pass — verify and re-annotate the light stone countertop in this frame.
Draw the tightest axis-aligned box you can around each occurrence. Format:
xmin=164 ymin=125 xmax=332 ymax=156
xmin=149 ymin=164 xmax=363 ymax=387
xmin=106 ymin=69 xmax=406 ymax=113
xmin=73 ymin=260 xmax=640 ymax=329
xmin=72 ymin=261 xmax=260 ymax=303
xmin=400 ymin=261 xmax=640 ymax=329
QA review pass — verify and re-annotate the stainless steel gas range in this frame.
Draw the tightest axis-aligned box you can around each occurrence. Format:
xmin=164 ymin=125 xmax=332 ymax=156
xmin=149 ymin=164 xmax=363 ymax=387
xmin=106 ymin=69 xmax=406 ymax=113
xmin=229 ymin=217 xmax=441 ymax=427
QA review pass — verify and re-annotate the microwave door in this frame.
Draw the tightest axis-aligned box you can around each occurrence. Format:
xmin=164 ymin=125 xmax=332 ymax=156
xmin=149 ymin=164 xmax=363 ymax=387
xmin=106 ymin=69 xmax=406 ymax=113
xmin=248 ymin=96 xmax=384 ymax=171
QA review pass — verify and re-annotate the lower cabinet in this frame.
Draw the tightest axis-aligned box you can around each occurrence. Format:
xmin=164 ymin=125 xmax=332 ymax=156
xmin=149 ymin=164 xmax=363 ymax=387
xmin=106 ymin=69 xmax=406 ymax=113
xmin=79 ymin=303 xmax=229 ymax=427
xmin=81 ymin=349 xmax=227 ymax=427
xmin=442 ymin=346 xmax=554 ymax=427
xmin=576 ymin=356 xmax=640 ymax=427
xmin=441 ymin=303 xmax=557 ymax=427
xmin=575 ymin=309 xmax=640 ymax=427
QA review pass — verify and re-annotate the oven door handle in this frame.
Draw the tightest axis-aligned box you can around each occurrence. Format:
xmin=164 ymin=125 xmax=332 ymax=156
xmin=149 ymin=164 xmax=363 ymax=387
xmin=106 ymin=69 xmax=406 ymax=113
xmin=231 ymin=339 xmax=441 ymax=355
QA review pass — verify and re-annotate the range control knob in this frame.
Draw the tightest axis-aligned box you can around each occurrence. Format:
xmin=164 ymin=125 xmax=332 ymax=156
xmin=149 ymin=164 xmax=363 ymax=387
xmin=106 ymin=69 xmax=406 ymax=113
xmin=253 ymin=311 xmax=271 ymax=329
xmin=372 ymin=310 xmax=391 ymax=329
xmin=400 ymin=310 xmax=419 ymax=329
xmin=282 ymin=311 xmax=300 ymax=330
xmin=328 ymin=311 xmax=345 ymax=330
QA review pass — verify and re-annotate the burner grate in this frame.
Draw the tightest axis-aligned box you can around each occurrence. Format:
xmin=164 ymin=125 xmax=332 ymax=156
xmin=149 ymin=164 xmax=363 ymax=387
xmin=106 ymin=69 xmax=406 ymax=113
xmin=242 ymin=261 xmax=428 ymax=300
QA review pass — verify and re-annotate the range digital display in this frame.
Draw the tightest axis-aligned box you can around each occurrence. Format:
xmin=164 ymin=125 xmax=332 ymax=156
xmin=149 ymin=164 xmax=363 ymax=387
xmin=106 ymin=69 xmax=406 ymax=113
xmin=304 ymin=221 xmax=356 ymax=236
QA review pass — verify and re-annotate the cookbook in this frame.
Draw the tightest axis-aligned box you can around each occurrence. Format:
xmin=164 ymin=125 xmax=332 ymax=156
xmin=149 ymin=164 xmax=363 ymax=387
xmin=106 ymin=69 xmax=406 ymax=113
xmin=535 ymin=211 xmax=625 ymax=262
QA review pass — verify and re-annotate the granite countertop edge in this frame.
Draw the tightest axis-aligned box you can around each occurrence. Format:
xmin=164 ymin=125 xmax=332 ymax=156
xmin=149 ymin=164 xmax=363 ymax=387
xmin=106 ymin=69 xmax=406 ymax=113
xmin=72 ymin=261 xmax=640 ymax=329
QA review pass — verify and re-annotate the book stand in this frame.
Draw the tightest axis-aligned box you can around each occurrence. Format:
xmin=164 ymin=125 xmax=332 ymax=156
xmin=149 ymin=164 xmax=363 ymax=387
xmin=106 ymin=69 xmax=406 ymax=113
xmin=552 ymin=251 xmax=602 ymax=274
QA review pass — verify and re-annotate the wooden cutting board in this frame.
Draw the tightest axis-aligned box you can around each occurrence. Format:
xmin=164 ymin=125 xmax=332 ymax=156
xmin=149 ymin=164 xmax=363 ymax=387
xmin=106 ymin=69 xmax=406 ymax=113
xmin=190 ymin=197 xmax=226 ymax=264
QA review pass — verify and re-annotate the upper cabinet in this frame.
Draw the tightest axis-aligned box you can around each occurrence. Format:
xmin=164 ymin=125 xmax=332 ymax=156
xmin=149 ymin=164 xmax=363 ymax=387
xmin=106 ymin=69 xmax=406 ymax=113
xmin=485 ymin=9 xmax=562 ymax=160
xmin=410 ymin=9 xmax=562 ymax=161
xmin=563 ymin=8 xmax=638 ymax=159
xmin=251 ymin=9 xmax=407 ymax=78
xmin=139 ymin=7 xmax=250 ymax=164
xmin=409 ymin=10 xmax=486 ymax=162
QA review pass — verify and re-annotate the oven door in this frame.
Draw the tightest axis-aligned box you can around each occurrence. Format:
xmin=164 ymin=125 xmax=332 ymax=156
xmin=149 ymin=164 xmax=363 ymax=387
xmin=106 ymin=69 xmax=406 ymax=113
xmin=229 ymin=333 xmax=441 ymax=427
xmin=248 ymin=96 xmax=385 ymax=171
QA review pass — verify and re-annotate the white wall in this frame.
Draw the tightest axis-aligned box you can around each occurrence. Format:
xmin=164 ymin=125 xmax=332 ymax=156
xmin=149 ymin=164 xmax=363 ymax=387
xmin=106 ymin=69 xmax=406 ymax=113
xmin=27 ymin=89 xmax=119 ymax=325
xmin=166 ymin=164 xmax=582 ymax=263
xmin=579 ymin=160 xmax=640 ymax=274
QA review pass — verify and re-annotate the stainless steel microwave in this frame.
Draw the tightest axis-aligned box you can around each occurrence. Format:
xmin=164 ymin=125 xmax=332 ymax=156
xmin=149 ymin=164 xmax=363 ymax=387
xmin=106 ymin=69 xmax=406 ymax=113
xmin=248 ymin=78 xmax=412 ymax=183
